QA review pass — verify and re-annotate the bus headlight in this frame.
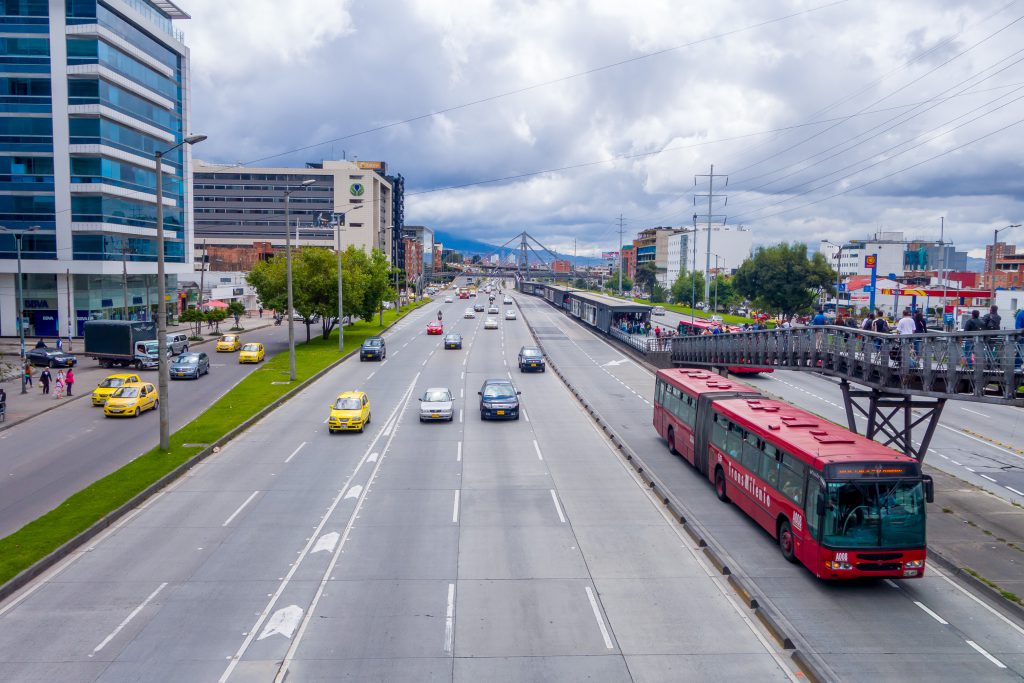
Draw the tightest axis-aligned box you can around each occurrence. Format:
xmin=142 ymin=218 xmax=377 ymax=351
xmin=825 ymin=560 xmax=853 ymax=570
xmin=904 ymin=559 xmax=924 ymax=569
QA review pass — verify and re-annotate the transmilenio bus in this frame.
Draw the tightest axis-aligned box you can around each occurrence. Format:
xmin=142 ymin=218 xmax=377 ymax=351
xmin=654 ymin=368 xmax=933 ymax=580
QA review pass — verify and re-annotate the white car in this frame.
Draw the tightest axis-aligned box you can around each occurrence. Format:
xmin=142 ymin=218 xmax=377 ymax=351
xmin=418 ymin=387 xmax=454 ymax=422
xmin=464 ymin=308 xmax=476 ymax=319
xmin=505 ymin=310 xmax=516 ymax=320
xmin=652 ymin=306 xmax=666 ymax=316
xmin=444 ymin=296 xmax=453 ymax=303
xmin=487 ymin=306 xmax=499 ymax=315
xmin=710 ymin=315 xmax=723 ymax=323
xmin=484 ymin=318 xmax=498 ymax=330
xmin=503 ymin=296 xmax=512 ymax=305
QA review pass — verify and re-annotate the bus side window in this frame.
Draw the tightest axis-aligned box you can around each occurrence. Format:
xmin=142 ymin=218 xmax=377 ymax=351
xmin=741 ymin=432 xmax=761 ymax=472
xmin=655 ymin=380 xmax=663 ymax=405
xmin=805 ymin=477 xmax=824 ymax=540
xmin=760 ymin=443 xmax=781 ymax=489
xmin=711 ymin=414 xmax=728 ymax=452
xmin=725 ymin=422 xmax=743 ymax=459
xmin=779 ymin=453 xmax=808 ymax=505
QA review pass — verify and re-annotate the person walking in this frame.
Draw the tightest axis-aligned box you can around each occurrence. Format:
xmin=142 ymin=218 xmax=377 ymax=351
xmin=963 ymin=309 xmax=982 ymax=369
xmin=23 ymin=362 xmax=33 ymax=389
xmin=65 ymin=368 xmax=75 ymax=396
xmin=54 ymin=370 xmax=65 ymax=399
xmin=40 ymin=367 xmax=51 ymax=395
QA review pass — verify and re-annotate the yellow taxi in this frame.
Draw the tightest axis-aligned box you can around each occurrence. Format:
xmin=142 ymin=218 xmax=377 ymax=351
xmin=91 ymin=372 xmax=141 ymax=406
xmin=216 ymin=334 xmax=241 ymax=352
xmin=103 ymin=382 xmax=159 ymax=418
xmin=238 ymin=342 xmax=265 ymax=363
xmin=328 ymin=391 xmax=371 ymax=433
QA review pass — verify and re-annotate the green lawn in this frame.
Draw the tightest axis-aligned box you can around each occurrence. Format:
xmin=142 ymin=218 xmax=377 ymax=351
xmin=0 ymin=300 xmax=428 ymax=587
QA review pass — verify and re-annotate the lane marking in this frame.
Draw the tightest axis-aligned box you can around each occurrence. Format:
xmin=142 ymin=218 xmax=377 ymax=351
xmin=258 ymin=605 xmax=303 ymax=640
xmin=459 ymin=409 xmax=464 ymax=423
xmin=91 ymin=582 xmax=167 ymax=654
xmin=584 ymin=586 xmax=614 ymax=649
xmin=966 ymin=640 xmax=1007 ymax=668
xmin=549 ymin=489 xmax=566 ymax=523
xmin=452 ymin=490 xmax=461 ymax=523
xmin=444 ymin=583 xmax=455 ymax=653
xmin=284 ymin=441 xmax=306 ymax=463
xmin=1007 ymin=486 xmax=1024 ymax=496
xmin=533 ymin=440 xmax=544 ymax=461
xmin=980 ymin=474 xmax=998 ymax=483
xmin=965 ymin=467 xmax=976 ymax=473
xmin=932 ymin=566 xmax=1024 ymax=638
xmin=461 ymin=371 xmax=465 ymax=380
xmin=311 ymin=532 xmax=339 ymax=554
xmin=883 ymin=579 xmax=899 ymax=589
xmin=222 ymin=491 xmax=260 ymax=527
xmin=457 ymin=441 xmax=462 ymax=462
xmin=913 ymin=601 xmax=948 ymax=625
xmin=961 ymin=407 xmax=990 ymax=418
xmin=367 ymin=371 xmax=375 ymax=380
xmin=522 ymin=408 xmax=530 ymax=422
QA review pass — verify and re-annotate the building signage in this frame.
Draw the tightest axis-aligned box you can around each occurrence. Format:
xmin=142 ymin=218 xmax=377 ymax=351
xmin=356 ymin=161 xmax=384 ymax=170
xmin=864 ymin=254 xmax=877 ymax=269
xmin=23 ymin=299 xmax=50 ymax=309
xmin=602 ymin=251 xmax=619 ymax=259
xmin=350 ymin=183 xmax=365 ymax=197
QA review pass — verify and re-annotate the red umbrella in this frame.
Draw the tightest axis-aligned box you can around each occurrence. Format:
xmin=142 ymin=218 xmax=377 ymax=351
xmin=203 ymin=299 xmax=229 ymax=309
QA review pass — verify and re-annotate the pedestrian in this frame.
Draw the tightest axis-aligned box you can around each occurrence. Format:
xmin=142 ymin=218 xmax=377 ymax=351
xmin=963 ymin=309 xmax=982 ymax=369
xmin=811 ymin=309 xmax=826 ymax=326
xmin=54 ymin=371 xmax=65 ymax=399
xmin=895 ymin=309 xmax=915 ymax=335
xmin=65 ymin=368 xmax=74 ymax=396
xmin=981 ymin=305 xmax=1001 ymax=331
xmin=862 ymin=312 xmax=874 ymax=331
xmin=34 ymin=338 xmax=46 ymax=349
xmin=655 ymin=326 xmax=661 ymax=338
xmin=1017 ymin=307 xmax=1024 ymax=331
xmin=259 ymin=307 xmax=264 ymax=318
xmin=40 ymin=367 xmax=51 ymax=395
xmin=23 ymin=362 xmax=33 ymax=388
xmin=913 ymin=311 xmax=927 ymax=334
xmin=55 ymin=337 xmax=62 ymax=351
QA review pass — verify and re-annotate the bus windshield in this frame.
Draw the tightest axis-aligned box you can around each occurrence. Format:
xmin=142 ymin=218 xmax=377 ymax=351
xmin=822 ymin=479 xmax=925 ymax=548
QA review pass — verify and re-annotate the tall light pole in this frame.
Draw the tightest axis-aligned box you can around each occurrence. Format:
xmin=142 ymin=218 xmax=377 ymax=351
xmin=329 ymin=204 xmax=364 ymax=352
xmin=821 ymin=239 xmax=846 ymax=314
xmin=284 ymin=179 xmax=316 ymax=381
xmin=691 ymin=213 xmax=698 ymax=325
xmin=989 ymin=223 xmax=1021 ymax=304
xmin=1 ymin=225 xmax=39 ymax=393
xmin=155 ymin=133 xmax=206 ymax=450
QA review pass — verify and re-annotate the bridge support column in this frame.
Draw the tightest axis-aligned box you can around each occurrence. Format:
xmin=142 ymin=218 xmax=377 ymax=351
xmin=839 ymin=380 xmax=946 ymax=463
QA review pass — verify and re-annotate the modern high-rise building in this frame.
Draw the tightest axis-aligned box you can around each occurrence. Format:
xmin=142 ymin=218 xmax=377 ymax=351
xmin=1 ymin=0 xmax=194 ymax=338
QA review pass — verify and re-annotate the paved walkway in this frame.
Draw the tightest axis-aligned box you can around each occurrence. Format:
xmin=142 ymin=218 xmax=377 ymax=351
xmin=0 ymin=316 xmax=276 ymax=431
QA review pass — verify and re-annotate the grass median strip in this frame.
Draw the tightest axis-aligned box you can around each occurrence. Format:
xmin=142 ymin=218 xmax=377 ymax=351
xmin=0 ymin=300 xmax=428 ymax=587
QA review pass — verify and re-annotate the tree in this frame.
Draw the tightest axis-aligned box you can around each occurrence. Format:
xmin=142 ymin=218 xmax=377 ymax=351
xmin=247 ymin=257 xmax=287 ymax=314
xmin=733 ymin=242 xmax=836 ymax=319
xmin=650 ymin=284 xmax=667 ymax=303
xmin=293 ymin=247 xmax=344 ymax=341
xmin=573 ymin=277 xmax=587 ymax=289
xmin=634 ymin=262 xmax=660 ymax=294
xmin=180 ymin=308 xmax=204 ymax=338
xmin=204 ymin=308 xmax=227 ymax=333
xmin=710 ymin=275 xmax=739 ymax=312
xmin=226 ymin=300 xmax=245 ymax=327
xmin=605 ymin=275 xmax=632 ymax=293
xmin=670 ymin=269 xmax=705 ymax=308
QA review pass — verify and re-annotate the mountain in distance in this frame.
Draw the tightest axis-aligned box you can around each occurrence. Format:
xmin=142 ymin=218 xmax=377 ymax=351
xmin=434 ymin=230 xmax=603 ymax=265
xmin=964 ymin=256 xmax=985 ymax=272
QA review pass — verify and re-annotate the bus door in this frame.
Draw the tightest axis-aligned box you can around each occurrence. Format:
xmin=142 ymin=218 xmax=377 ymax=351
xmin=694 ymin=395 xmax=717 ymax=475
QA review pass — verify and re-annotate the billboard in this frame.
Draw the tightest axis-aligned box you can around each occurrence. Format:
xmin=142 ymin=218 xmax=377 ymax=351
xmin=602 ymin=251 xmax=619 ymax=260
xmin=356 ymin=161 xmax=385 ymax=171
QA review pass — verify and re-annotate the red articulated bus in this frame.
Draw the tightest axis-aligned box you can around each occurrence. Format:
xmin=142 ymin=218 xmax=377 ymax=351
xmin=674 ymin=317 xmax=773 ymax=375
xmin=653 ymin=368 xmax=933 ymax=580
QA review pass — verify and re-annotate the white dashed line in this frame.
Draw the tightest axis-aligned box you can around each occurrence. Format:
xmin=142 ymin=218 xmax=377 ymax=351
xmin=966 ymin=640 xmax=1006 ymax=668
xmin=222 ymin=491 xmax=260 ymax=527
xmin=452 ymin=490 xmax=461 ymax=523
xmin=456 ymin=442 xmax=462 ymax=462
xmin=913 ymin=601 xmax=948 ymax=625
xmin=584 ymin=586 xmax=614 ymax=649
xmin=1007 ymin=486 xmax=1024 ymax=496
xmin=91 ymin=582 xmax=167 ymax=655
xmin=284 ymin=442 xmax=306 ymax=463
xmin=533 ymin=440 xmax=544 ymax=461
xmin=980 ymin=474 xmax=997 ymax=483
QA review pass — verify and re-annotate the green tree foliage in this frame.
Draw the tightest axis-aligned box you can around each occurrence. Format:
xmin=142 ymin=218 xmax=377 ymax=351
xmin=733 ymin=242 xmax=836 ymax=318
xmin=246 ymin=257 xmax=287 ymax=314
xmin=179 ymin=308 xmax=204 ymax=338
xmin=573 ymin=277 xmax=587 ymax=289
xmin=226 ymin=300 xmax=245 ymax=327
xmin=650 ymin=284 xmax=667 ymax=303
xmin=605 ymin=275 xmax=632 ymax=293
xmin=204 ymin=308 xmax=227 ymax=334
xmin=670 ymin=269 xmax=705 ymax=307
xmin=710 ymin=275 xmax=739 ymax=311
xmin=634 ymin=262 xmax=660 ymax=294
xmin=293 ymin=248 xmax=343 ymax=341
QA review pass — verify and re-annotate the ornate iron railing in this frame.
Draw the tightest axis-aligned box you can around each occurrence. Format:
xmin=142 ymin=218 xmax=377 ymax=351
xmin=670 ymin=326 xmax=1024 ymax=405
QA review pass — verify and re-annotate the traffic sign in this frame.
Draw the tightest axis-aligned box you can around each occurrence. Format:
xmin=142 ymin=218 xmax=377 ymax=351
xmin=863 ymin=285 xmax=874 ymax=293
xmin=865 ymin=254 xmax=877 ymax=268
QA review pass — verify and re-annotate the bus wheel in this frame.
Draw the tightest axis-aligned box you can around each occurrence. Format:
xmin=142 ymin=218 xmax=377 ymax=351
xmin=667 ymin=428 xmax=678 ymax=455
xmin=778 ymin=519 xmax=796 ymax=563
xmin=714 ymin=468 xmax=729 ymax=502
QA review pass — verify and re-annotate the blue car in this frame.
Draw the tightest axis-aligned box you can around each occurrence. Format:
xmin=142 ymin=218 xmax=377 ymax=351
xmin=478 ymin=379 xmax=520 ymax=420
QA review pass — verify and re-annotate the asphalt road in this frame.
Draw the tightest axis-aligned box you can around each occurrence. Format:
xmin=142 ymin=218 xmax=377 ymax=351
xmin=525 ymin=297 xmax=1024 ymax=681
xmin=652 ymin=309 xmax=1024 ymax=504
xmin=0 ymin=324 xmax=291 ymax=538
xmin=0 ymin=288 xmax=794 ymax=682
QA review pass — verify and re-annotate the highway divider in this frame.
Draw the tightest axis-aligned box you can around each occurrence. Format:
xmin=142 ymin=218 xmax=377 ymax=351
xmin=0 ymin=300 xmax=429 ymax=600
xmin=519 ymin=302 xmax=835 ymax=683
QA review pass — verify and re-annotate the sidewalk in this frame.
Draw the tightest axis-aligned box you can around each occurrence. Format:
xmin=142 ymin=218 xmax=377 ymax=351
xmin=0 ymin=316 xmax=275 ymax=431
xmin=926 ymin=466 xmax=1024 ymax=611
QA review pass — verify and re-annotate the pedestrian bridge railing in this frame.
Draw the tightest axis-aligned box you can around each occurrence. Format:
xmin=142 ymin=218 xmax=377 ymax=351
xmin=670 ymin=326 xmax=1024 ymax=406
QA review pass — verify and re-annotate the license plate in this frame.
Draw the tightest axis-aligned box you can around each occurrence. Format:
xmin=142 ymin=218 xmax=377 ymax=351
xmin=496 ymin=410 xmax=505 ymax=415
xmin=431 ymin=413 xmax=440 ymax=418
xmin=530 ymin=363 xmax=537 ymax=367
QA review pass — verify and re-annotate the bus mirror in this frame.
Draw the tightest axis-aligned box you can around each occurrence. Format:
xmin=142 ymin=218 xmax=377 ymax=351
xmin=923 ymin=475 xmax=934 ymax=503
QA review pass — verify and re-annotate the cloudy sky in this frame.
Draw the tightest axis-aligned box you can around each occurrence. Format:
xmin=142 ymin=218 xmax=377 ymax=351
xmin=178 ymin=0 xmax=1024 ymax=259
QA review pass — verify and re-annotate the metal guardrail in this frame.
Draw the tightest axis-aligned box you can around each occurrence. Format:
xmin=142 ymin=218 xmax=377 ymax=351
xmin=610 ymin=327 xmax=675 ymax=353
xmin=670 ymin=325 xmax=1024 ymax=405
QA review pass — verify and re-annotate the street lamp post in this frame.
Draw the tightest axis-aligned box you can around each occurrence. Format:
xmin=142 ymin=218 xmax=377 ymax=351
xmin=989 ymin=223 xmax=1021 ymax=304
xmin=0 ymin=225 xmax=38 ymax=393
xmin=283 ymin=179 xmax=316 ymax=381
xmin=821 ymin=240 xmax=846 ymax=315
xmin=691 ymin=213 xmax=698 ymax=325
xmin=155 ymin=133 xmax=206 ymax=451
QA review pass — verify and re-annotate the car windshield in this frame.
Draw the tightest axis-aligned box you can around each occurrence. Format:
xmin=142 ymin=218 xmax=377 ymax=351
xmin=143 ymin=342 xmax=158 ymax=353
xmin=521 ymin=348 xmax=542 ymax=358
xmin=334 ymin=398 xmax=362 ymax=410
xmin=364 ymin=339 xmax=382 ymax=348
xmin=177 ymin=356 xmax=199 ymax=364
xmin=820 ymin=479 xmax=926 ymax=548
xmin=222 ymin=336 xmax=237 ymax=342
xmin=423 ymin=390 xmax=451 ymax=402
xmin=483 ymin=383 xmax=515 ymax=399
xmin=113 ymin=387 xmax=140 ymax=398
xmin=242 ymin=344 xmax=260 ymax=351
xmin=445 ymin=335 xmax=460 ymax=341
xmin=99 ymin=377 xmax=127 ymax=388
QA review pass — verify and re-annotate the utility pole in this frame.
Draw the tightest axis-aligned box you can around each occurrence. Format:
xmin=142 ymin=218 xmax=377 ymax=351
xmin=691 ymin=213 xmax=698 ymax=324
xmin=694 ymin=165 xmax=728 ymax=305
xmin=197 ymin=239 xmax=207 ymax=312
xmin=939 ymin=217 xmax=947 ymax=330
xmin=617 ymin=214 xmax=624 ymax=295
xmin=66 ymin=269 xmax=73 ymax=349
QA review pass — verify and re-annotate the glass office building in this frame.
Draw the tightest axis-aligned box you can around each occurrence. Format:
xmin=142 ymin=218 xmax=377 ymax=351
xmin=0 ymin=0 xmax=193 ymax=338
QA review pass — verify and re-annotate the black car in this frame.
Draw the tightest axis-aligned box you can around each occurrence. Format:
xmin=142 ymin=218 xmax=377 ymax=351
xmin=444 ymin=333 xmax=463 ymax=349
xmin=360 ymin=336 xmax=386 ymax=361
xmin=170 ymin=351 xmax=210 ymax=380
xmin=25 ymin=348 xmax=77 ymax=368
xmin=478 ymin=379 xmax=520 ymax=420
xmin=517 ymin=346 xmax=545 ymax=372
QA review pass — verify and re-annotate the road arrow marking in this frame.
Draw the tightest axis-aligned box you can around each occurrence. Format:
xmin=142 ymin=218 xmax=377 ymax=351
xmin=602 ymin=359 xmax=628 ymax=367
xmin=258 ymin=605 xmax=303 ymax=640
xmin=367 ymin=452 xmax=379 ymax=463
xmin=312 ymin=532 xmax=339 ymax=554
xmin=344 ymin=485 xmax=363 ymax=500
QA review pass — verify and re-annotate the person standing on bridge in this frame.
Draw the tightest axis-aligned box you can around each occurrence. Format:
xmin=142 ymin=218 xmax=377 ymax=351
xmin=982 ymin=305 xmax=1001 ymax=331
xmin=963 ymin=310 xmax=982 ymax=369
xmin=1015 ymin=307 xmax=1024 ymax=369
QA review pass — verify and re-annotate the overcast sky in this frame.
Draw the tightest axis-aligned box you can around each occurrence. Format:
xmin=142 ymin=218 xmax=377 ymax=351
xmin=178 ymin=0 xmax=1024 ymax=259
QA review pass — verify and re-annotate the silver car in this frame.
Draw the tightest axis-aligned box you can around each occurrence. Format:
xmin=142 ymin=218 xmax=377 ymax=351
xmin=419 ymin=387 xmax=454 ymax=422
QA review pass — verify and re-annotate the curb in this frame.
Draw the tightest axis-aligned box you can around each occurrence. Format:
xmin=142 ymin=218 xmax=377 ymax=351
xmin=519 ymin=298 xmax=838 ymax=683
xmin=0 ymin=306 xmax=425 ymax=604
xmin=0 ymin=321 xmax=276 ymax=435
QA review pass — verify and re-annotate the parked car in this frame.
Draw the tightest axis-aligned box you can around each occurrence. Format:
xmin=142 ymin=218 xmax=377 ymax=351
xmin=360 ymin=337 xmax=386 ymax=361
xmin=170 ymin=352 xmax=210 ymax=379
xmin=418 ymin=387 xmax=454 ymax=422
xmin=478 ymin=379 xmax=520 ymax=420
xmin=25 ymin=348 xmax=77 ymax=368
xmin=517 ymin=346 xmax=545 ymax=372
